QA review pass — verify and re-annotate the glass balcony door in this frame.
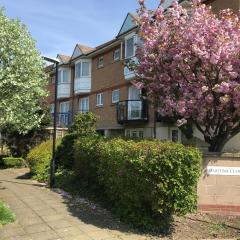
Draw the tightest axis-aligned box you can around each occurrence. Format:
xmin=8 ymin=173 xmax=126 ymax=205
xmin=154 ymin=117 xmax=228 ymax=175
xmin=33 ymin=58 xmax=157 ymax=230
xmin=128 ymin=86 xmax=142 ymax=120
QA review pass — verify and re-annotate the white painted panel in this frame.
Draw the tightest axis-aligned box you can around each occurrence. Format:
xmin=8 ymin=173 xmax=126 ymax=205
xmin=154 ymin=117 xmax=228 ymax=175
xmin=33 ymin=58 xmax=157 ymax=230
xmin=74 ymin=77 xmax=91 ymax=94
xmin=57 ymin=83 xmax=70 ymax=98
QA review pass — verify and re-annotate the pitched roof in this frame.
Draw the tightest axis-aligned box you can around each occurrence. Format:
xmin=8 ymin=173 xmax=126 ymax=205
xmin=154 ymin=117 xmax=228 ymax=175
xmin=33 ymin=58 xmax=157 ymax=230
xmin=76 ymin=44 xmax=95 ymax=54
xmin=58 ymin=54 xmax=71 ymax=64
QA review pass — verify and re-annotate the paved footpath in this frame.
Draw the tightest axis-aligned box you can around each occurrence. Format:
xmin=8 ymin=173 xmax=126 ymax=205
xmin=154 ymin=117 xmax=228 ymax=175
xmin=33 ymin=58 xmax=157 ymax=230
xmin=0 ymin=168 xmax=158 ymax=240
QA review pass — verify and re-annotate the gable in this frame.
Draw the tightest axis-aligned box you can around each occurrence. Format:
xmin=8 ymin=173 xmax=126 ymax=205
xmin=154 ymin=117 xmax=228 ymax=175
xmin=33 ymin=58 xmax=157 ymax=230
xmin=118 ymin=14 xmax=137 ymax=36
xmin=72 ymin=45 xmax=83 ymax=59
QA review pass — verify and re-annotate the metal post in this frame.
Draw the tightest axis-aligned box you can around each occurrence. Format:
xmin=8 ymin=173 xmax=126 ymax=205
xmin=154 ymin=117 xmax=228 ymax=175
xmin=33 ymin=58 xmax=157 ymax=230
xmin=50 ymin=62 xmax=58 ymax=188
xmin=42 ymin=56 xmax=60 ymax=188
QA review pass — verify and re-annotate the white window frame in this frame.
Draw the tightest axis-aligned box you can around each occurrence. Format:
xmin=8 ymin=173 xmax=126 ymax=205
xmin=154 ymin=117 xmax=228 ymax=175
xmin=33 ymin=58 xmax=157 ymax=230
xmin=112 ymin=89 xmax=120 ymax=104
xmin=58 ymin=69 xmax=69 ymax=84
xmin=79 ymin=97 xmax=89 ymax=114
xmin=97 ymin=57 xmax=104 ymax=68
xmin=113 ymin=49 xmax=120 ymax=61
xmin=125 ymin=33 xmax=136 ymax=59
xmin=60 ymin=101 xmax=69 ymax=113
xmin=75 ymin=60 xmax=90 ymax=78
xmin=96 ymin=93 xmax=103 ymax=106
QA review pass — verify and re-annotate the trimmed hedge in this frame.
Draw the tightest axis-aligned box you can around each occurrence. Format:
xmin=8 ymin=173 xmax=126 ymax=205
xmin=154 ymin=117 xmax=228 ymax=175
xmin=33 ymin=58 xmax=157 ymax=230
xmin=2 ymin=157 xmax=27 ymax=168
xmin=74 ymin=137 xmax=202 ymax=230
xmin=26 ymin=140 xmax=60 ymax=182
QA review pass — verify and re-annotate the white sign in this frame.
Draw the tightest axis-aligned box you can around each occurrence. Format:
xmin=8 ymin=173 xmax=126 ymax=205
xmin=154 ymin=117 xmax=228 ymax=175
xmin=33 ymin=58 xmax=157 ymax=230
xmin=207 ymin=166 xmax=240 ymax=176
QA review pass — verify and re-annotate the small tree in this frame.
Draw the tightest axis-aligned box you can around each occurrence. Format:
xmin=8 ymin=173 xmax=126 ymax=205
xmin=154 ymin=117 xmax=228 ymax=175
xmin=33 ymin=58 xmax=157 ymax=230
xmin=136 ymin=0 xmax=240 ymax=152
xmin=0 ymin=9 xmax=47 ymax=133
xmin=68 ymin=112 xmax=97 ymax=136
xmin=1 ymin=103 xmax=51 ymax=157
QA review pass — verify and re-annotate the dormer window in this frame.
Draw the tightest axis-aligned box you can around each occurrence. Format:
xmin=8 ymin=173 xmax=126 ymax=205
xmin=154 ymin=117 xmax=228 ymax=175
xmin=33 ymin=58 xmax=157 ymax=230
xmin=75 ymin=61 xmax=90 ymax=78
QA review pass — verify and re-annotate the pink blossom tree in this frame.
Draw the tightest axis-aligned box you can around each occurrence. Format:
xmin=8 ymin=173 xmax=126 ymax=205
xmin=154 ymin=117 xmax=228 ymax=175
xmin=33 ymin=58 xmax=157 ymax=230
xmin=136 ymin=0 xmax=240 ymax=152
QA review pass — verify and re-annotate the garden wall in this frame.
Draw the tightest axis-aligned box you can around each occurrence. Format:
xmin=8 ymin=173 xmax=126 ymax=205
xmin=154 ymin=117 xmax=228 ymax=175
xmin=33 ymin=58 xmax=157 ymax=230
xmin=198 ymin=154 xmax=240 ymax=215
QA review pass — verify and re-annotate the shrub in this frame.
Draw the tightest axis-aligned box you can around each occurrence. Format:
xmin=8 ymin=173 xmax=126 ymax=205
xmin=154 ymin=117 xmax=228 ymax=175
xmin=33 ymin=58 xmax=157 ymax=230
xmin=74 ymin=135 xmax=104 ymax=187
xmin=56 ymin=133 xmax=76 ymax=169
xmin=26 ymin=140 xmax=60 ymax=182
xmin=2 ymin=157 xmax=27 ymax=168
xmin=74 ymin=137 xmax=202 ymax=231
xmin=69 ymin=112 xmax=97 ymax=136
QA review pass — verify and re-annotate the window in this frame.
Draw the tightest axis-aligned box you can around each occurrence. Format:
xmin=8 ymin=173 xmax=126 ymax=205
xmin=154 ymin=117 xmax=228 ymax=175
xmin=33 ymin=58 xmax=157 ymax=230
xmin=112 ymin=89 xmax=120 ymax=103
xmin=50 ymin=104 xmax=54 ymax=113
xmin=60 ymin=101 xmax=69 ymax=113
xmin=139 ymin=131 xmax=144 ymax=139
xmin=75 ymin=62 xmax=81 ymax=78
xmin=170 ymin=128 xmax=181 ymax=143
xmin=62 ymin=70 xmax=68 ymax=83
xmin=58 ymin=69 xmax=69 ymax=83
xmin=125 ymin=130 xmax=144 ymax=139
xmin=96 ymin=93 xmax=103 ymax=106
xmin=97 ymin=57 xmax=104 ymax=68
xmin=82 ymin=62 xmax=90 ymax=77
xmin=113 ymin=49 xmax=120 ymax=61
xmin=79 ymin=97 xmax=89 ymax=114
xmin=75 ymin=61 xmax=90 ymax=78
xmin=125 ymin=36 xmax=135 ymax=58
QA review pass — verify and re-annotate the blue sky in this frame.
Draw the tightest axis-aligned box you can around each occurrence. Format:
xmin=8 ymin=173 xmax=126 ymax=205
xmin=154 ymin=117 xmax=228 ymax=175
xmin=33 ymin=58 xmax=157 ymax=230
xmin=0 ymin=0 xmax=172 ymax=57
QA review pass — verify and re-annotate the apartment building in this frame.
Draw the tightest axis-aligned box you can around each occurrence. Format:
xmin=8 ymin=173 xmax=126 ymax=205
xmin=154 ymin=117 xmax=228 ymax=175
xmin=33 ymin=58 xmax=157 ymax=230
xmin=45 ymin=0 xmax=240 ymax=151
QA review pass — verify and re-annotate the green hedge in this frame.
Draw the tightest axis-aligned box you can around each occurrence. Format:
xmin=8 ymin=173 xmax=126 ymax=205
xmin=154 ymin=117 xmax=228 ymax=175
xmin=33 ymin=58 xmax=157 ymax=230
xmin=56 ymin=134 xmax=76 ymax=169
xmin=26 ymin=140 xmax=60 ymax=182
xmin=2 ymin=157 xmax=27 ymax=168
xmin=74 ymin=137 xmax=202 ymax=230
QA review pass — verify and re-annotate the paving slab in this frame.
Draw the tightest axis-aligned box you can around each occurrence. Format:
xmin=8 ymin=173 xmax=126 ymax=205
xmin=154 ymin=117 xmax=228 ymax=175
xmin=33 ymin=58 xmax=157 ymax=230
xmin=0 ymin=168 xmax=157 ymax=240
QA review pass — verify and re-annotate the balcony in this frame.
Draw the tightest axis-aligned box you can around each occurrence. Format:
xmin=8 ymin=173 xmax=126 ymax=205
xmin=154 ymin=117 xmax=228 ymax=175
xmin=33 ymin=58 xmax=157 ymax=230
xmin=57 ymin=83 xmax=70 ymax=99
xmin=117 ymin=100 xmax=148 ymax=124
xmin=74 ymin=77 xmax=91 ymax=94
xmin=52 ymin=111 xmax=89 ymax=128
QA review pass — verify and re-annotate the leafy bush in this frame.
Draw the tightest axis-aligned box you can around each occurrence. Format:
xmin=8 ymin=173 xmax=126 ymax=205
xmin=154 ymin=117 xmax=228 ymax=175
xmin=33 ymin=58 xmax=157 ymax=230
xmin=26 ymin=140 xmax=60 ymax=182
xmin=57 ymin=113 xmax=98 ymax=170
xmin=56 ymin=134 xmax=76 ymax=169
xmin=74 ymin=137 xmax=202 ymax=231
xmin=69 ymin=112 xmax=97 ymax=136
xmin=2 ymin=157 xmax=27 ymax=168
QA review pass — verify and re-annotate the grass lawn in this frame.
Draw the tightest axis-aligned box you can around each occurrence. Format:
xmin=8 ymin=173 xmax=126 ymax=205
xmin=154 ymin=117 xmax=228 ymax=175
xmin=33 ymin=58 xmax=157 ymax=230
xmin=0 ymin=200 xmax=15 ymax=226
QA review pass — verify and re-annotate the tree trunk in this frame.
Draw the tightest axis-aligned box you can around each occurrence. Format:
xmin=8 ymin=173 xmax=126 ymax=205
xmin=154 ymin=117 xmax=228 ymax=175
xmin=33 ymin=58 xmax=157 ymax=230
xmin=205 ymin=135 xmax=229 ymax=152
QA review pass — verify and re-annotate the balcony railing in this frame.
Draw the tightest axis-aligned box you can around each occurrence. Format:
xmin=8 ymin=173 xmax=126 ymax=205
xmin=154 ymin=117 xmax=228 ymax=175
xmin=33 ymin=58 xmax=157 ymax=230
xmin=117 ymin=100 xmax=148 ymax=124
xmin=51 ymin=111 xmax=88 ymax=128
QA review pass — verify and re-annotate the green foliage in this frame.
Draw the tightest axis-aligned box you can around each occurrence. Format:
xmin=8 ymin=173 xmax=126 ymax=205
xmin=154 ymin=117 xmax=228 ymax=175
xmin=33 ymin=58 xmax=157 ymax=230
xmin=2 ymin=157 xmax=27 ymax=168
xmin=0 ymin=9 xmax=48 ymax=132
xmin=74 ymin=137 xmax=202 ymax=231
xmin=56 ymin=112 xmax=98 ymax=170
xmin=56 ymin=133 xmax=76 ymax=169
xmin=0 ymin=201 xmax=15 ymax=225
xmin=26 ymin=139 xmax=60 ymax=182
xmin=69 ymin=112 xmax=97 ymax=136
xmin=1 ymin=104 xmax=51 ymax=157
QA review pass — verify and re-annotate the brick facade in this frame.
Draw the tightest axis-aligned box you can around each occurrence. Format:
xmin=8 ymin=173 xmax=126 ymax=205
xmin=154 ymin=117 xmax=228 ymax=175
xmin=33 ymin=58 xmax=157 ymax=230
xmin=45 ymin=0 xmax=240 ymax=140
